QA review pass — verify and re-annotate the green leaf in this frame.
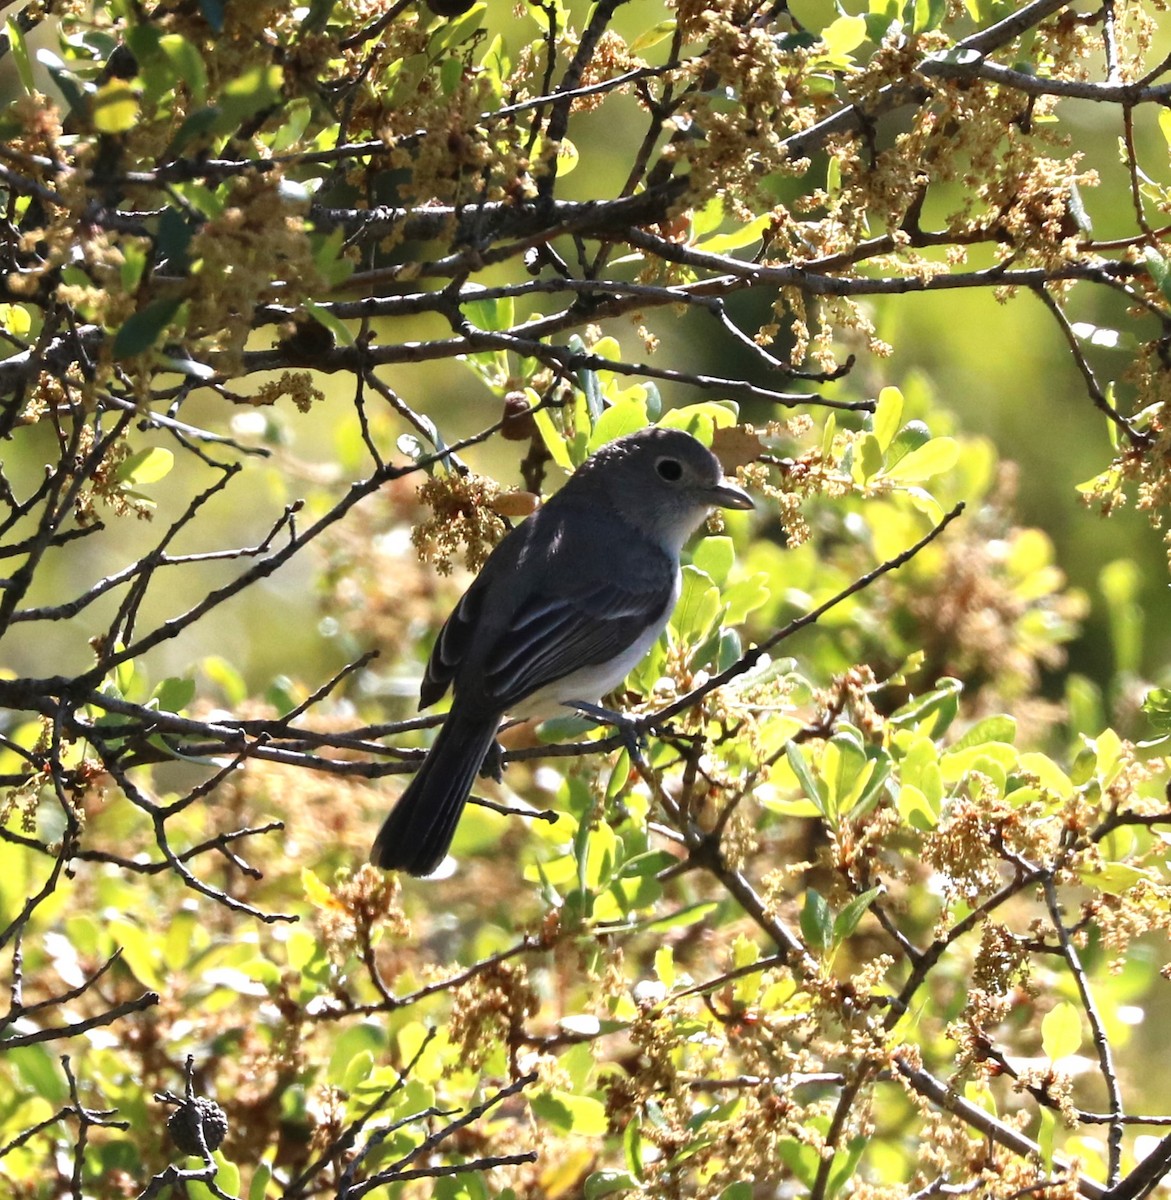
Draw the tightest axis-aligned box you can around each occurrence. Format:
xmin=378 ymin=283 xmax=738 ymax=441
xmin=833 ymin=887 xmax=881 ymax=941
xmin=778 ymin=1134 xmax=821 ymax=1187
xmin=248 ymin=1160 xmax=273 ymax=1200
xmin=463 ymin=288 xmax=515 ymax=335
xmin=658 ymin=401 xmax=738 ymax=443
xmin=588 ymin=399 xmax=648 ymax=450
xmin=304 ymin=300 xmax=355 ymax=347
xmin=1160 ymin=108 xmax=1171 ymax=149
xmin=199 ymin=0 xmax=225 ymax=31
xmin=698 ymin=213 xmax=770 ymax=255
xmin=585 ymin=1170 xmax=640 ymax=1199
xmin=218 ymin=63 xmax=284 ymax=131
xmin=693 ymin=536 xmax=734 ymax=586
xmin=120 ymin=241 xmax=148 ymax=293
xmin=113 ymin=297 xmax=182 ymax=358
xmin=671 ymin=565 xmax=721 ymax=645
xmin=92 ymin=78 xmax=141 ymax=134
xmin=1142 ymin=687 xmax=1171 ymax=732
xmin=786 ymin=742 xmax=827 ymax=813
xmin=0 ymin=302 xmax=31 ymax=335
xmin=1144 ymin=248 xmax=1171 ymax=304
xmin=885 ymin=420 xmax=931 ymax=467
xmin=531 ymin=1090 xmax=609 ymax=1136
xmin=116 ymin=447 xmax=175 ymax=486
xmin=909 ymin=0 xmax=947 ymax=33
xmin=159 ymin=34 xmax=208 ymax=103
xmin=202 ymin=655 xmax=247 ymax=705
xmin=431 ymin=3 xmax=487 ymax=51
xmin=153 ymin=675 xmax=195 ymax=713
xmin=691 ymin=196 xmax=724 ymax=240
xmin=826 ymin=1136 xmax=867 ymax=1199
xmin=157 ymin=206 xmax=195 ymax=270
xmin=645 ymin=900 xmax=719 ymax=931
xmin=301 ymin=866 xmax=338 ymax=910
xmin=342 ymin=1049 xmax=375 ymax=1092
xmin=716 ymin=627 xmax=742 ymax=671
xmin=873 ymin=385 xmax=903 ymax=451
xmin=1084 ymin=862 xmax=1149 ymax=895
xmin=857 ymin=432 xmax=883 ymax=482
xmin=897 ymin=782 xmax=938 ymax=830
xmin=824 ymin=732 xmax=868 ymax=816
xmin=890 ymin=677 xmax=962 ymax=735
xmin=303 ymin=229 xmax=351 ymax=292
xmin=882 ymin=436 xmax=959 ymax=483
xmin=327 ymin=1021 xmax=386 ymax=1085
xmin=584 ymin=819 xmax=618 ymax=891
xmin=819 ymin=14 xmax=867 ymax=61
xmin=9 ymin=1045 xmax=70 ymax=1105
xmin=6 ymin=19 xmax=35 ymax=94
xmin=1041 ymin=1001 xmax=1082 ymax=1060
xmin=629 ymin=19 xmax=677 ymax=54
xmin=214 ymin=1153 xmax=240 ymax=1194
xmin=440 ymin=55 xmax=463 ymax=96
xmin=800 ymin=889 xmax=833 ymax=954
xmin=532 ymin=407 xmax=574 ymax=471
xmin=722 ymin=573 xmax=770 ymax=626
xmin=948 ymin=715 xmax=1016 ymax=753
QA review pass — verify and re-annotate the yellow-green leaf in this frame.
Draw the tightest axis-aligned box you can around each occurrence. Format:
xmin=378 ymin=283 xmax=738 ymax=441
xmin=1041 ymin=1001 xmax=1081 ymax=1060
xmin=0 ymin=303 xmax=31 ymax=335
xmin=6 ymin=19 xmax=35 ymax=94
xmin=531 ymin=1090 xmax=609 ymax=1136
xmin=533 ymin=406 xmax=575 ymax=471
xmin=820 ymin=14 xmax=867 ymax=60
xmin=698 ymin=213 xmax=770 ymax=255
xmin=301 ymin=866 xmax=343 ymax=911
xmin=873 ymin=386 xmax=903 ymax=451
xmin=883 ymin=436 xmax=959 ymax=483
xmin=116 ymin=447 xmax=174 ymax=487
xmin=92 ymin=79 xmax=142 ymax=134
xmin=629 ymin=19 xmax=676 ymax=54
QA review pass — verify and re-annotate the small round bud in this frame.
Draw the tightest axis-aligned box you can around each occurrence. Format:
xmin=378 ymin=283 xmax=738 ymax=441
xmin=167 ymin=1097 xmax=228 ymax=1156
xmin=501 ymin=392 xmax=538 ymax=441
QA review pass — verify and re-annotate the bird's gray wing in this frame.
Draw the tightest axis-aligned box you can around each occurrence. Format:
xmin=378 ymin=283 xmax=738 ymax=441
xmin=482 ymin=574 xmax=674 ymax=707
xmin=421 ymin=502 xmax=675 ymax=711
xmin=418 ymin=524 xmax=532 ymax=709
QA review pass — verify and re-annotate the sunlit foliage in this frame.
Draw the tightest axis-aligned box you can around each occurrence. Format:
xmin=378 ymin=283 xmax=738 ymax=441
xmin=1 ymin=1 xmax=1170 ymax=1198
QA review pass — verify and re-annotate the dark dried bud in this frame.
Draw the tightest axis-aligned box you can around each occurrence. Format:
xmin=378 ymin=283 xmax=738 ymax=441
xmin=425 ymin=0 xmax=476 ymax=15
xmin=167 ymin=1097 xmax=228 ymax=1156
xmin=501 ymin=392 xmax=538 ymax=441
xmin=278 ymin=316 xmax=335 ymax=363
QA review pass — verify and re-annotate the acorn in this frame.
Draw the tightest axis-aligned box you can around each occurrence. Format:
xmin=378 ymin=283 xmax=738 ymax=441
xmin=167 ymin=1097 xmax=228 ymax=1156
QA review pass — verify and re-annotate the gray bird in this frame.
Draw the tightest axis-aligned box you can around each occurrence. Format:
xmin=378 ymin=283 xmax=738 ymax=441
xmin=372 ymin=425 xmax=754 ymax=876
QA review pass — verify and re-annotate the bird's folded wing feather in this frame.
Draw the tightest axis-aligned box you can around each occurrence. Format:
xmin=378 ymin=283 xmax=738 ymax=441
xmin=484 ymin=577 xmax=674 ymax=705
xmin=419 ymin=504 xmax=675 ymax=711
xmin=420 ymin=578 xmax=485 ymax=708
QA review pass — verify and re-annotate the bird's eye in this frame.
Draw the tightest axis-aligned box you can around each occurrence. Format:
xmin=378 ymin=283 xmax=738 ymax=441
xmin=655 ymin=457 xmax=684 ymax=482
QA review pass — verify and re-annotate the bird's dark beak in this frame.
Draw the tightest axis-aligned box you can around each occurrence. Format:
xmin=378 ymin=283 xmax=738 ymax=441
xmin=710 ymin=479 xmax=755 ymax=510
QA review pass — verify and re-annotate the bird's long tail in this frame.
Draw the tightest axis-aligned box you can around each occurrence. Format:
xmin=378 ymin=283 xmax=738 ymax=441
xmin=371 ymin=708 xmax=501 ymax=876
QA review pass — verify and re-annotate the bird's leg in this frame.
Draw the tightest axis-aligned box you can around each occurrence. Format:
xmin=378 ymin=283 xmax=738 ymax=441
xmin=479 ymin=738 xmax=506 ymax=782
xmin=562 ymin=700 xmax=649 ymax=766
xmin=479 ymin=716 xmax=526 ymax=781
